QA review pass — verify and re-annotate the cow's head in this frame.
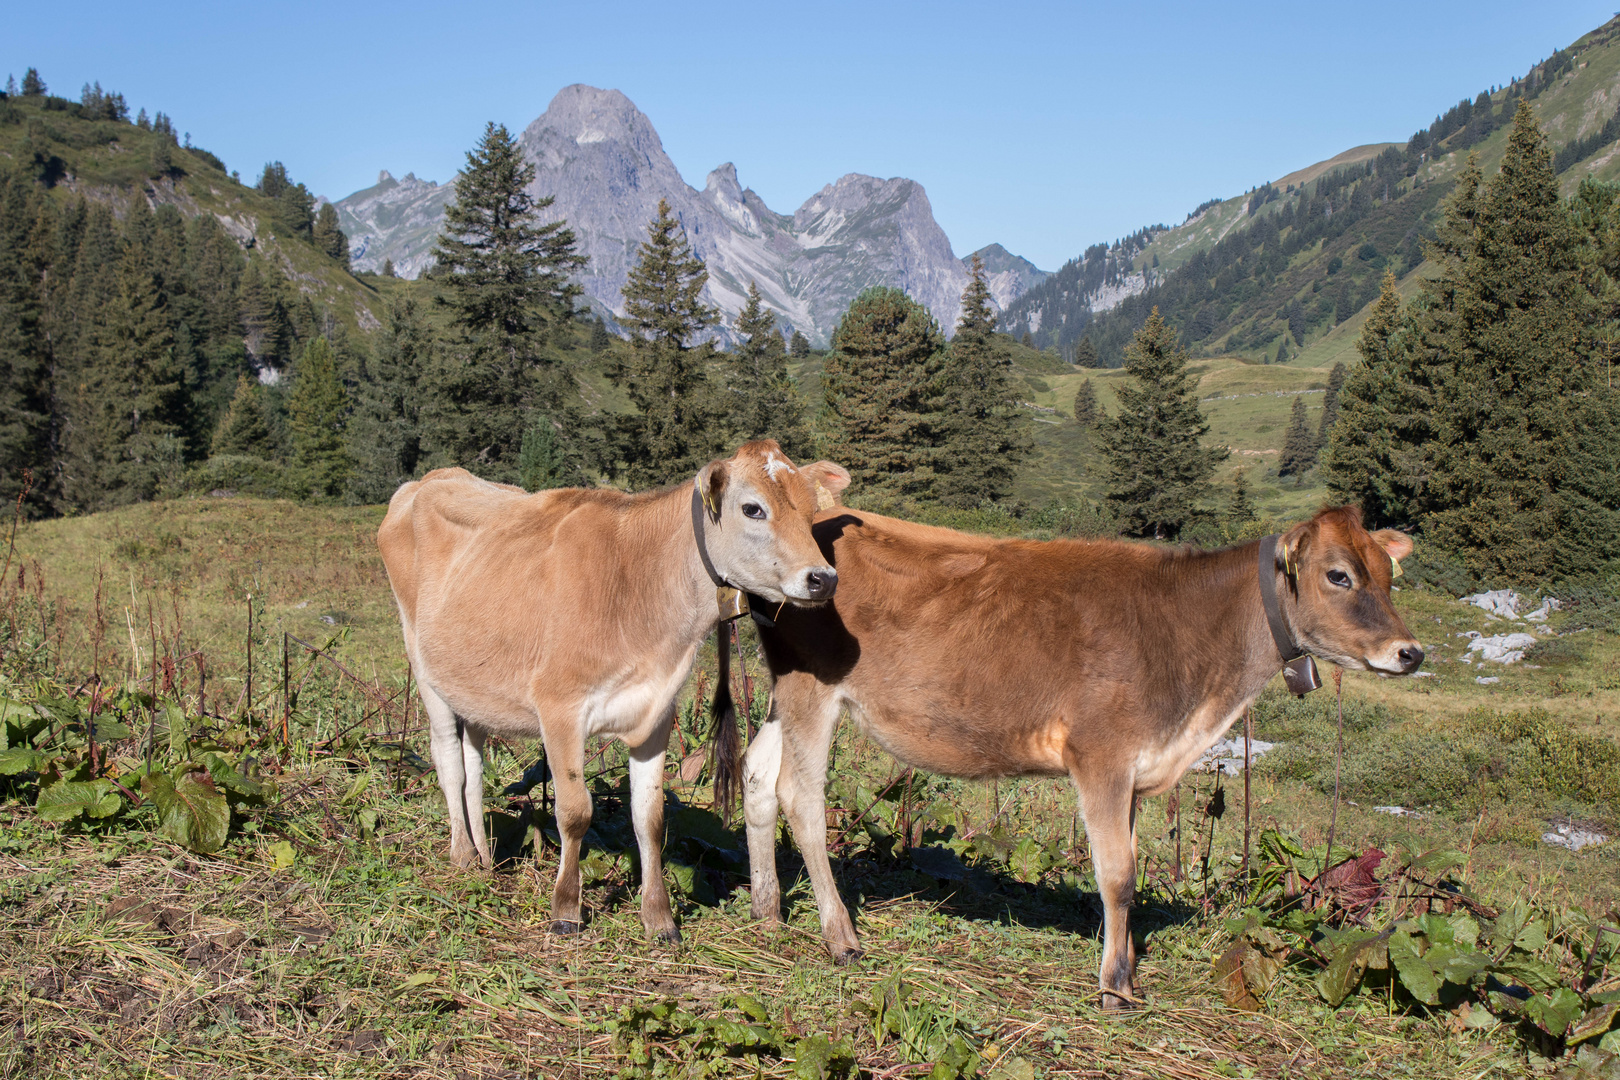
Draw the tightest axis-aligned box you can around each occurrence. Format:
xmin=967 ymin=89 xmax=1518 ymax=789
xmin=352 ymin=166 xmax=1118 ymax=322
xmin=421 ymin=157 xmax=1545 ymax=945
xmin=1278 ymin=506 xmax=1424 ymax=675
xmin=696 ymin=440 xmax=849 ymax=605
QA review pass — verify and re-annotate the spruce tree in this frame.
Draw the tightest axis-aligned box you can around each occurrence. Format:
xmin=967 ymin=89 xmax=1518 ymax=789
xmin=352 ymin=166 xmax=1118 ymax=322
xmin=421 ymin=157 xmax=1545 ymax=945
xmin=936 ymin=254 xmax=1030 ymax=506
xmin=347 ymin=295 xmax=431 ymax=503
xmin=312 ymin=203 xmax=349 ymax=267
xmin=21 ymin=70 xmax=45 ymax=97
xmin=789 ymin=329 xmax=810 ymax=358
xmin=287 ymin=336 xmax=352 ymax=500
xmin=589 ymin=316 xmax=611 ymax=353
xmin=1094 ymin=308 xmax=1227 ymax=538
xmin=1072 ymin=378 xmax=1098 ymax=426
xmin=211 ymin=374 xmax=277 ymax=458
xmin=381 ymin=258 xmax=397 ymax=278
xmin=824 ymin=287 xmax=950 ymax=498
xmin=1316 ymin=361 xmax=1347 ymax=446
xmin=517 ymin=415 xmax=565 ymax=492
xmin=1073 ymin=336 xmax=1098 ymax=367
xmin=1274 ymin=339 xmax=1288 ymax=364
xmin=1322 ymin=270 xmax=1437 ymax=526
xmin=0 ymin=170 xmax=53 ymax=507
xmin=423 ymin=122 xmax=585 ymax=478
xmin=722 ymin=280 xmax=808 ymax=456
xmin=1277 ymin=396 xmax=1315 ymax=480
xmin=1227 ymin=469 xmax=1257 ymax=523
xmin=609 ymin=198 xmax=722 ymax=487
xmin=1420 ymin=100 xmax=1619 ymax=580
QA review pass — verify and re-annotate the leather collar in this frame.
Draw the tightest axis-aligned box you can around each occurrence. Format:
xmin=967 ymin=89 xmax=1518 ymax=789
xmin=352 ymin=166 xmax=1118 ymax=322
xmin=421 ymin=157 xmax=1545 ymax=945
xmin=690 ymin=485 xmax=777 ymax=627
xmin=1258 ymin=534 xmax=1321 ymax=696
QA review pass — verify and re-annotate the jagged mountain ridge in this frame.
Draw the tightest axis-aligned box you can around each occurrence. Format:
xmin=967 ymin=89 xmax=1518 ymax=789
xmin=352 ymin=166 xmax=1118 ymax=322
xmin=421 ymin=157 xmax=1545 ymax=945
xmin=334 ymin=85 xmax=1046 ymax=344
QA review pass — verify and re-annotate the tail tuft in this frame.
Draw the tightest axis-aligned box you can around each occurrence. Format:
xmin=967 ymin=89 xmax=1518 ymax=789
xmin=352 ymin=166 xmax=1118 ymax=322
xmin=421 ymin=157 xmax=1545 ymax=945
xmin=708 ymin=625 xmax=742 ymax=820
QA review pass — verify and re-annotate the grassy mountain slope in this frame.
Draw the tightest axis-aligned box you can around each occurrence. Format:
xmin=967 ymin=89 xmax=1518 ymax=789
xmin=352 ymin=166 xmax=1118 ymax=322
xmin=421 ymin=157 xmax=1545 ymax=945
xmin=0 ymin=89 xmax=383 ymax=336
xmin=1008 ymin=14 xmax=1620 ymax=368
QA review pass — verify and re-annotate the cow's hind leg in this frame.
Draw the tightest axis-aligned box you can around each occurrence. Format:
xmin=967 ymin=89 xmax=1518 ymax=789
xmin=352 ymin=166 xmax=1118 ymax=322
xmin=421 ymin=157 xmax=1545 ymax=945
xmin=1075 ymin=768 xmax=1138 ymax=1008
xmin=775 ymin=689 xmax=861 ymax=963
xmin=541 ymin=708 xmax=592 ymax=935
xmin=743 ymin=715 xmax=784 ymax=922
xmin=628 ymin=713 xmax=678 ymax=943
xmin=422 ymin=681 xmax=484 ymax=869
xmin=459 ymin=722 xmax=492 ymax=868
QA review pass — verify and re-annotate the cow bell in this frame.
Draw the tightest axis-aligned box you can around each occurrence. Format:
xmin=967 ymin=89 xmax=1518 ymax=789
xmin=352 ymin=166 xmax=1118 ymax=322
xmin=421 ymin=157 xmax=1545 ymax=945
xmin=1282 ymin=655 xmax=1322 ymax=697
xmin=716 ymin=586 xmax=749 ymax=622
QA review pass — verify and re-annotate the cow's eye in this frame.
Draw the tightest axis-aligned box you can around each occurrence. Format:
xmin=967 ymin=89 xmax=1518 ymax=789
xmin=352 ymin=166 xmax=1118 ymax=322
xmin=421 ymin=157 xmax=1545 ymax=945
xmin=742 ymin=503 xmax=766 ymax=520
xmin=1327 ymin=569 xmax=1352 ymax=589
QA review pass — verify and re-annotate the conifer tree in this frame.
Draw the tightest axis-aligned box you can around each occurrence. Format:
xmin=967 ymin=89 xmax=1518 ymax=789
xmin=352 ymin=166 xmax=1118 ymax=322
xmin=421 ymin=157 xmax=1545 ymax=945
xmin=823 ymin=287 xmax=949 ymax=498
xmin=312 ymin=203 xmax=349 ymax=267
xmin=1277 ymin=396 xmax=1315 ymax=480
xmin=789 ymin=329 xmax=810 ymax=358
xmin=423 ymin=122 xmax=585 ymax=478
xmin=381 ymin=258 xmax=396 ymax=277
xmin=20 ymin=70 xmax=45 ymax=97
xmin=722 ymin=280 xmax=808 ymax=456
xmin=1420 ymin=101 xmax=1620 ymax=580
xmin=1274 ymin=339 xmax=1287 ymax=364
xmin=589 ymin=316 xmax=611 ymax=353
xmin=1094 ymin=308 xmax=1227 ymax=538
xmin=347 ymin=295 xmax=432 ymax=503
xmin=936 ymin=254 xmax=1030 ymax=506
xmin=287 ymin=336 xmax=352 ymax=499
xmin=1316 ymin=361 xmax=1347 ymax=446
xmin=1227 ymin=469 xmax=1257 ymax=523
xmin=1322 ymin=270 xmax=1436 ymax=526
xmin=0 ymin=171 xmax=53 ymax=507
xmin=211 ymin=374 xmax=277 ymax=458
xmin=1073 ymin=336 xmax=1098 ymax=367
xmin=517 ymin=416 xmax=565 ymax=492
xmin=1072 ymin=378 xmax=1098 ymax=426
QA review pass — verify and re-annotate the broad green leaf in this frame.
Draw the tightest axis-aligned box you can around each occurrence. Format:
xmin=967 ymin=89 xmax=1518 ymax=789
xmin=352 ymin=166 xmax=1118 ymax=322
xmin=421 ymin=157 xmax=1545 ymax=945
xmin=268 ymin=840 xmax=296 ymax=870
xmin=35 ymin=779 xmax=121 ymax=822
xmin=1570 ymin=1002 xmax=1620 ymax=1046
xmin=1316 ymin=930 xmax=1386 ymax=1006
xmin=1495 ymin=955 xmax=1563 ymax=992
xmin=1390 ymin=933 xmax=1450 ymax=1005
xmin=143 ymin=764 xmax=230 ymax=853
xmin=1525 ymin=987 xmax=1585 ymax=1037
xmin=1601 ymin=1029 xmax=1620 ymax=1053
xmin=0 ymin=746 xmax=48 ymax=775
xmin=85 ymin=718 xmax=132 ymax=742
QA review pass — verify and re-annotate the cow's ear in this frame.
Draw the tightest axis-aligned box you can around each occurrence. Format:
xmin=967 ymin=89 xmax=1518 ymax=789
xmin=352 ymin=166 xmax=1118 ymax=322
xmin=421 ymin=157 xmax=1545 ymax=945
xmin=1276 ymin=521 xmax=1312 ymax=579
xmin=698 ymin=460 xmax=728 ymax=522
xmin=1371 ymin=529 xmax=1413 ymax=562
xmin=801 ymin=461 xmax=850 ymax=510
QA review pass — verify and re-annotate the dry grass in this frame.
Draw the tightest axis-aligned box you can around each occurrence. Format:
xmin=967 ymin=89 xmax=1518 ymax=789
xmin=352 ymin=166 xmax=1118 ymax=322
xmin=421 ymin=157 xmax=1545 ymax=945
xmin=2 ymin=498 xmax=1615 ymax=1078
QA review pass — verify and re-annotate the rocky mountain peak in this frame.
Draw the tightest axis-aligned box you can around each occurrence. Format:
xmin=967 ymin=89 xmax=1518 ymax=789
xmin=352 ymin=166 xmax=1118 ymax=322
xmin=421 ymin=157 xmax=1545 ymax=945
xmin=337 ymin=86 xmax=1046 ymax=343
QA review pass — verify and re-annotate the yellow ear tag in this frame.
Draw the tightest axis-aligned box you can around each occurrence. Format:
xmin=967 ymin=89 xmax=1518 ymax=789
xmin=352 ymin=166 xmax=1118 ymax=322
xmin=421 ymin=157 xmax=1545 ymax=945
xmin=702 ymin=488 xmax=719 ymax=519
xmin=1390 ymin=555 xmax=1404 ymax=579
xmin=814 ymin=481 xmax=835 ymax=511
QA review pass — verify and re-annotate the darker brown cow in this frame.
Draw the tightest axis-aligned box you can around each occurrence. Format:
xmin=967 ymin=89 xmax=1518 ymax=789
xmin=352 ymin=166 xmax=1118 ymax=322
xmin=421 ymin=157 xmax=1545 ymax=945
xmin=378 ymin=441 xmax=848 ymax=942
xmin=727 ymin=505 xmax=1420 ymax=1006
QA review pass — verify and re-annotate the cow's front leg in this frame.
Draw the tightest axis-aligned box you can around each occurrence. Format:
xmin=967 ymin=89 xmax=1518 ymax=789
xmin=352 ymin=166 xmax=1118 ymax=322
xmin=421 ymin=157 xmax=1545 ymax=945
xmin=775 ymin=692 xmax=861 ymax=963
xmin=628 ymin=715 xmax=678 ymax=943
xmin=742 ymin=715 xmax=784 ymax=922
xmin=1075 ymin=769 xmax=1138 ymax=1008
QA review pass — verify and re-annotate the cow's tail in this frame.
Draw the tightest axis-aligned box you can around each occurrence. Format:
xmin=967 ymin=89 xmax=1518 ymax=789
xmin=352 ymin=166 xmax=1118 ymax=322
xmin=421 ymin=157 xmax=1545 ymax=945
xmin=708 ymin=623 xmax=742 ymax=820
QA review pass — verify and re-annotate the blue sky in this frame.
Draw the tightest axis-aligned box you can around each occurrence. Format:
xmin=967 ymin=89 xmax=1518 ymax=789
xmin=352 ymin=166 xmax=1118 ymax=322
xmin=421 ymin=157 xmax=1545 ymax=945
xmin=8 ymin=2 xmax=1615 ymax=269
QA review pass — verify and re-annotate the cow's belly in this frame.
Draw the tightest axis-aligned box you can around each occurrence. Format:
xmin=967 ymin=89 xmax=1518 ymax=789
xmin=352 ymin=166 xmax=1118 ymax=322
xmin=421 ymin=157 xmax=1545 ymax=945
xmin=847 ymin=695 xmax=1071 ymax=780
xmin=579 ymin=645 xmax=702 ymax=747
xmin=1131 ymin=696 xmax=1254 ymax=797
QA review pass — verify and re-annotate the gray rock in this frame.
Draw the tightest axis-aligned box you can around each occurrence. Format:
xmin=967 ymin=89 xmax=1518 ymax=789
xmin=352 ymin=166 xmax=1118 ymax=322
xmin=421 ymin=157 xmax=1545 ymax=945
xmin=332 ymin=85 xmax=1030 ymax=347
xmin=1461 ymin=590 xmax=1523 ymax=619
xmin=1193 ymin=737 xmax=1276 ymax=773
xmin=1466 ymin=633 xmax=1539 ymax=664
xmin=1543 ymin=824 xmax=1607 ymax=851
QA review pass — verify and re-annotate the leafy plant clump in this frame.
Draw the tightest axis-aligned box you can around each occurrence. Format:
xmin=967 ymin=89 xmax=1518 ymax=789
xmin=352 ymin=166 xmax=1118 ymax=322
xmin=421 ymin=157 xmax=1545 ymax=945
xmin=1212 ymin=829 xmax=1620 ymax=1058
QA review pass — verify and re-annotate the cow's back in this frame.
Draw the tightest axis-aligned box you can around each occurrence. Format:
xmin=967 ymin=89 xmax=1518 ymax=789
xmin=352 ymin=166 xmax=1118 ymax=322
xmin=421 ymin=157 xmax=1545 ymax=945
xmin=378 ymin=468 xmax=540 ymax=632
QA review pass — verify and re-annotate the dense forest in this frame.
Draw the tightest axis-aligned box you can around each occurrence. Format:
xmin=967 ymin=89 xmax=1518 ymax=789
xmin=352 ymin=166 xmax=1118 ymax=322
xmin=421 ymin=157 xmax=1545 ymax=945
xmin=0 ymin=81 xmax=1032 ymax=520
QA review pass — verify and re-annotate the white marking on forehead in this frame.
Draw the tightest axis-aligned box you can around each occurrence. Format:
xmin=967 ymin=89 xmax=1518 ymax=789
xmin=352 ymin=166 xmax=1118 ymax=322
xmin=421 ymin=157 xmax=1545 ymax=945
xmin=763 ymin=452 xmax=796 ymax=482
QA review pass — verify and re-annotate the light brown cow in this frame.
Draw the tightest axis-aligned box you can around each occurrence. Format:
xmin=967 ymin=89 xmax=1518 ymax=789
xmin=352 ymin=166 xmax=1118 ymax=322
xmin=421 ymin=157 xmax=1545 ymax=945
xmin=378 ymin=441 xmax=849 ymax=941
xmin=727 ymin=505 xmax=1421 ymax=1005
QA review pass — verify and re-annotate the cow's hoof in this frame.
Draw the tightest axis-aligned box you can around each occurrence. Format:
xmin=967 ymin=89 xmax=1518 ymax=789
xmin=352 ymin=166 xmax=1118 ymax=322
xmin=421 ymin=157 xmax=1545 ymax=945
xmin=550 ymin=920 xmax=584 ymax=936
xmin=831 ymin=946 xmax=865 ymax=967
xmin=1099 ymin=988 xmax=1141 ymax=1011
xmin=651 ymin=926 xmax=681 ymax=945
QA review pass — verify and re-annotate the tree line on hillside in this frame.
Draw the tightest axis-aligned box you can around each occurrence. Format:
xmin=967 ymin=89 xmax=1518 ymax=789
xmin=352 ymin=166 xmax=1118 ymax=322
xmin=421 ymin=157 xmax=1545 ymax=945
xmin=0 ymin=117 xmax=1033 ymax=516
xmin=1017 ymin=39 xmax=1620 ymax=367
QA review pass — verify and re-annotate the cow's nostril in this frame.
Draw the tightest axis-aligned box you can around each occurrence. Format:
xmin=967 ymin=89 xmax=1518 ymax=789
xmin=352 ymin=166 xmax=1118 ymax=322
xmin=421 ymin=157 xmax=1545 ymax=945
xmin=1398 ymin=645 xmax=1424 ymax=670
xmin=806 ymin=570 xmax=837 ymax=598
